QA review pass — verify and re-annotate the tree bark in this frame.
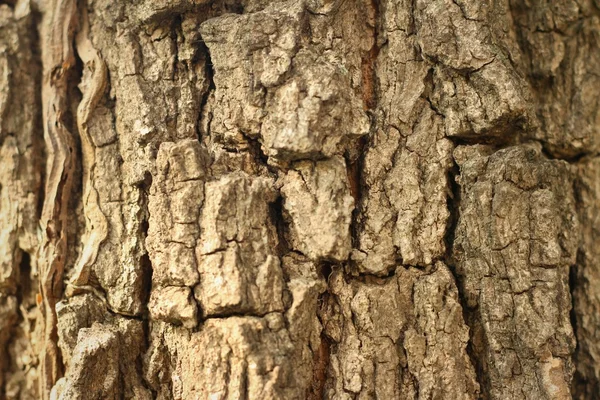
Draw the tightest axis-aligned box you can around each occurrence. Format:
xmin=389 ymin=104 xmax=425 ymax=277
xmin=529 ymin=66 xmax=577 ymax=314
xmin=0 ymin=0 xmax=599 ymax=399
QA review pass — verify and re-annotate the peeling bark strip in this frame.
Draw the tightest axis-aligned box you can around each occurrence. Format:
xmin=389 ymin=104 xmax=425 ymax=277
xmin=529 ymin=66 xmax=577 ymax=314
xmin=1 ymin=0 xmax=600 ymax=399
xmin=38 ymin=0 xmax=78 ymax=397
xmin=69 ymin=5 xmax=108 ymax=288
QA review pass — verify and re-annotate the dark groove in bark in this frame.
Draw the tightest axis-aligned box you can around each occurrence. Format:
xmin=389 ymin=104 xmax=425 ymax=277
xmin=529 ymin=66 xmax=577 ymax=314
xmin=137 ymin=171 xmax=153 ymax=315
xmin=17 ymin=252 xmax=33 ymax=308
xmin=196 ymin=36 xmax=214 ymax=143
xmin=320 ymin=262 xmax=333 ymax=282
xmin=137 ymin=344 xmax=158 ymax=400
xmin=30 ymin=6 xmax=46 ymax=224
xmin=570 ymin=167 xmax=581 ymax=399
xmin=539 ymin=143 xmax=595 ymax=164
xmin=308 ymin=329 xmax=331 ymax=400
xmin=246 ymin=135 xmax=272 ymax=171
xmin=346 ymin=140 xmax=364 ymax=208
xmin=269 ymin=195 xmax=291 ymax=258
xmin=443 ymin=161 xmax=460 ymax=256
xmin=443 ymin=159 xmax=489 ymax=399
xmin=67 ymin=40 xmax=85 ymax=281
xmin=349 ymin=0 xmax=381 ymax=264
xmin=347 ymin=134 xmax=367 ymax=268
xmin=311 ymin=287 xmax=338 ymax=400
xmin=570 ymin=173 xmax=596 ymax=399
xmin=569 ymin=259 xmax=586 ymax=398
xmin=136 ymin=170 xmax=157 ymax=398
xmin=360 ymin=0 xmax=380 ymax=112
xmin=171 ymin=16 xmax=182 ymax=80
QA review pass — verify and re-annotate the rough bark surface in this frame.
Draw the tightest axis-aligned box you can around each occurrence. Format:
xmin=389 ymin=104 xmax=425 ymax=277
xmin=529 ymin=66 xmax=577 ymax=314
xmin=0 ymin=0 xmax=599 ymax=399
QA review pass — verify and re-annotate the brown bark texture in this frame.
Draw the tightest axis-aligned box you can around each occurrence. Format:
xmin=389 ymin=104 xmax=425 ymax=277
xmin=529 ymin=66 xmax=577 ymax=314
xmin=0 ymin=0 xmax=599 ymax=398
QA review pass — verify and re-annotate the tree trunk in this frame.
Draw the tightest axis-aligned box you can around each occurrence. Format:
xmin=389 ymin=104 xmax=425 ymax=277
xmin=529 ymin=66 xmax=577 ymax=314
xmin=1 ymin=0 xmax=599 ymax=398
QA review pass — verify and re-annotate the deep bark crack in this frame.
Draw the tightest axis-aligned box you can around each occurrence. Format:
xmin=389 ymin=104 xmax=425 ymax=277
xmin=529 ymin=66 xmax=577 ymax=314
xmin=442 ymin=159 xmax=489 ymax=398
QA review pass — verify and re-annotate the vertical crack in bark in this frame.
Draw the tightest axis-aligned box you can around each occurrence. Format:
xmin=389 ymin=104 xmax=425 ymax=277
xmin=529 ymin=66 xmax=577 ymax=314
xmin=171 ymin=15 xmax=182 ymax=81
xmin=269 ymin=196 xmax=290 ymax=258
xmin=196 ymin=35 xmax=214 ymax=143
xmin=443 ymin=159 xmax=488 ymax=398
xmin=326 ymin=0 xmax=382 ymax=395
xmin=360 ymin=0 xmax=380 ymax=112
xmin=443 ymin=161 xmax=460 ymax=259
xmin=137 ymin=171 xmax=153 ymax=309
xmin=569 ymin=174 xmax=584 ymax=397
xmin=136 ymin=170 xmax=155 ymax=394
xmin=37 ymin=0 xmax=79 ymax=397
xmin=308 ymin=309 xmax=332 ymax=400
xmin=349 ymin=0 xmax=381 ymax=255
xmin=569 ymin=257 xmax=585 ymax=397
xmin=570 ymin=170 xmax=595 ymax=398
xmin=16 ymin=251 xmax=32 ymax=317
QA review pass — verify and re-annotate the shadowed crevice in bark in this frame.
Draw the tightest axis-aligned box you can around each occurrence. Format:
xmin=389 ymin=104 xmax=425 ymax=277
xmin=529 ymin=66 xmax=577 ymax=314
xmin=348 ymin=0 xmax=381 ymax=271
xmin=246 ymin=134 xmax=272 ymax=170
xmin=569 ymin=259 xmax=587 ymax=398
xmin=360 ymin=0 xmax=381 ymax=112
xmin=308 ymin=321 xmax=332 ymax=400
xmin=570 ymin=174 xmax=584 ymax=381
xmin=443 ymin=160 xmax=488 ymax=398
xmin=539 ymin=144 xmax=594 ymax=164
xmin=462 ymin=308 xmax=491 ymax=399
xmin=134 ymin=170 xmax=157 ymax=395
xmin=171 ymin=16 xmax=182 ymax=80
xmin=445 ymin=130 xmax=524 ymax=149
xmin=137 ymin=171 xmax=153 ymax=313
xmin=313 ymin=282 xmax=337 ymax=400
xmin=570 ymin=167 xmax=600 ymax=399
xmin=137 ymin=338 xmax=158 ymax=400
xmin=28 ymin=7 xmax=45 ymax=227
xmin=67 ymin=34 xmax=85 ymax=280
xmin=443 ymin=162 xmax=460 ymax=256
xmin=139 ymin=253 xmax=153 ymax=311
xmin=269 ymin=195 xmax=291 ymax=257
xmin=347 ymin=134 xmax=367 ymax=261
xmin=196 ymin=33 xmax=214 ymax=143
xmin=17 ymin=251 xmax=32 ymax=312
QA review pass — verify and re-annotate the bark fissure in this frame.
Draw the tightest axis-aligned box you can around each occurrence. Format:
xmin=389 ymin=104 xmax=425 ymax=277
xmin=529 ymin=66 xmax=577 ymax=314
xmin=196 ymin=40 xmax=214 ymax=143
xmin=442 ymin=160 xmax=489 ymax=396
